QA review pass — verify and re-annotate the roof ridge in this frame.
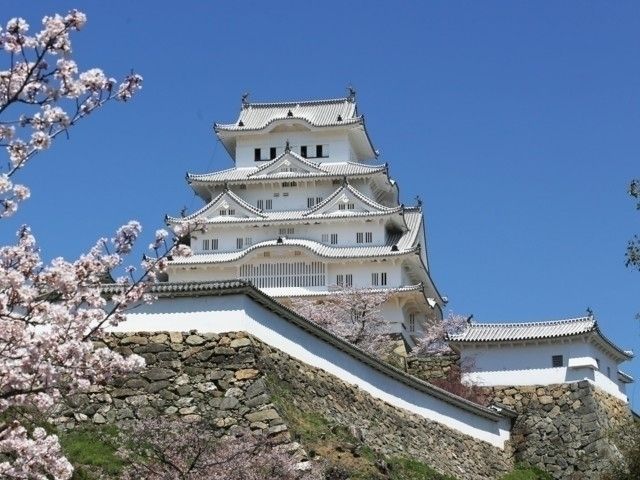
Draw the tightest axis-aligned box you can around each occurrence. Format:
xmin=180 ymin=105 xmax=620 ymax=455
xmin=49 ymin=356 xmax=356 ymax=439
xmin=467 ymin=315 xmax=594 ymax=328
xmin=244 ymin=97 xmax=351 ymax=107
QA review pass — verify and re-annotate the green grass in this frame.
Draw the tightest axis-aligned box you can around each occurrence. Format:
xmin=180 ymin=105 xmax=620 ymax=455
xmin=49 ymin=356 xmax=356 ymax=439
xmin=59 ymin=425 xmax=123 ymax=479
xmin=499 ymin=464 xmax=553 ymax=480
xmin=388 ymin=457 xmax=457 ymax=479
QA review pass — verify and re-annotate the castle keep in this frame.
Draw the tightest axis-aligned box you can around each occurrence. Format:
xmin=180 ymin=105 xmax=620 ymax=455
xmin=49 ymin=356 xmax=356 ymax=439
xmin=165 ymin=94 xmax=443 ymax=345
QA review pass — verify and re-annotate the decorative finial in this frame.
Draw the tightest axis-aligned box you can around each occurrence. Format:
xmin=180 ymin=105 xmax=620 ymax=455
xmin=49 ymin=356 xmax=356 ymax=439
xmin=241 ymin=92 xmax=250 ymax=106
xmin=285 ymin=140 xmax=291 ymax=152
xmin=180 ymin=206 xmax=188 ymax=218
xmin=586 ymin=307 xmax=594 ymax=317
xmin=415 ymin=195 xmax=422 ymax=207
xmin=466 ymin=314 xmax=474 ymax=324
xmin=347 ymin=85 xmax=356 ymax=101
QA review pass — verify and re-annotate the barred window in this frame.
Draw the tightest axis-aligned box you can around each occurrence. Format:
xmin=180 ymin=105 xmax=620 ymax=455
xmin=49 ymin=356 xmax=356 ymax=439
xmin=552 ymin=355 xmax=563 ymax=367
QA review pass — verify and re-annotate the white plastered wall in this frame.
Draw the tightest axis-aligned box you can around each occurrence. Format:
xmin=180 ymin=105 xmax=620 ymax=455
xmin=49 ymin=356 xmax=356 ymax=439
xmin=459 ymin=340 xmax=629 ymax=402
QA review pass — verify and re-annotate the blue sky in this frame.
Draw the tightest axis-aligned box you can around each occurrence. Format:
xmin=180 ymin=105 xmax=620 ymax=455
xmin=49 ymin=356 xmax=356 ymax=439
xmin=3 ymin=2 xmax=639 ymax=406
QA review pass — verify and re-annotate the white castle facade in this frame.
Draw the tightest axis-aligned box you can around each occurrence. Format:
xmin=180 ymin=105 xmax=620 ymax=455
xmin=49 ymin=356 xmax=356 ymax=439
xmin=166 ymin=94 xmax=444 ymax=344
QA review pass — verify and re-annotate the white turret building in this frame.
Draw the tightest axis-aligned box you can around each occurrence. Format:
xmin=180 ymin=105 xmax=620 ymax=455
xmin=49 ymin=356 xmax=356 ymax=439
xmin=166 ymin=94 xmax=444 ymax=343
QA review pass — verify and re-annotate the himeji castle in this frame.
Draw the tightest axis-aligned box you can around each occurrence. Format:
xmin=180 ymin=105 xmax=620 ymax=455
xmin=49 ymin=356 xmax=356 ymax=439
xmin=166 ymin=93 xmax=444 ymax=344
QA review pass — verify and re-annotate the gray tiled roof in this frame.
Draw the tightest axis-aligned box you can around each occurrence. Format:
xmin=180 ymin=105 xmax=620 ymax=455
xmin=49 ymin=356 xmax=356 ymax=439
xmin=168 ymin=237 xmax=420 ymax=265
xmin=172 ymin=188 xmax=266 ymax=222
xmin=304 ymin=182 xmax=398 ymax=216
xmin=448 ymin=315 xmax=633 ymax=360
xmin=214 ymin=97 xmax=360 ymax=132
xmin=188 ymin=160 xmax=387 ymax=184
xmin=166 ymin=206 xmax=404 ymax=225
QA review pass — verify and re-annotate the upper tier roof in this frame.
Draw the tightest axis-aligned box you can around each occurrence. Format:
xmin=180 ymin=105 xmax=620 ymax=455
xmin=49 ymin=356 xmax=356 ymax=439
xmin=215 ymin=97 xmax=360 ymax=132
xmin=448 ymin=315 xmax=633 ymax=361
xmin=188 ymin=156 xmax=387 ymax=184
xmin=213 ymin=96 xmax=377 ymax=161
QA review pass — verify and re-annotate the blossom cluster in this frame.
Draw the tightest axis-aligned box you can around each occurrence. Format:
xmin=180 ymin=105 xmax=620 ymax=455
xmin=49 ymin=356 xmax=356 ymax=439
xmin=0 ymin=221 xmax=197 ymax=479
xmin=410 ymin=312 xmax=469 ymax=356
xmin=117 ymin=419 xmax=319 ymax=480
xmin=289 ymin=286 xmax=393 ymax=355
xmin=0 ymin=10 xmax=143 ymax=217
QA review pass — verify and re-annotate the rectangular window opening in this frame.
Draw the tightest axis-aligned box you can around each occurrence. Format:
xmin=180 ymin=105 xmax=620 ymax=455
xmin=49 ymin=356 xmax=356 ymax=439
xmin=552 ymin=355 xmax=563 ymax=368
xmin=300 ymin=145 xmax=307 ymax=158
xmin=270 ymin=147 xmax=277 ymax=159
xmin=254 ymin=148 xmax=261 ymax=161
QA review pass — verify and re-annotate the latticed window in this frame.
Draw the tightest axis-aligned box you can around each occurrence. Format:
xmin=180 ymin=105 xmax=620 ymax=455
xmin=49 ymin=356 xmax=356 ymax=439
xmin=330 ymin=234 xmax=338 ymax=245
xmin=365 ymin=232 xmax=372 ymax=243
xmin=236 ymin=238 xmax=244 ymax=249
xmin=257 ymin=199 xmax=264 ymax=209
xmin=212 ymin=239 xmax=219 ymax=250
xmin=240 ymin=261 xmax=326 ymax=289
xmin=265 ymin=199 xmax=273 ymax=210
xmin=409 ymin=313 xmax=416 ymax=332
xmin=552 ymin=355 xmax=563 ymax=367
xmin=336 ymin=273 xmax=353 ymax=287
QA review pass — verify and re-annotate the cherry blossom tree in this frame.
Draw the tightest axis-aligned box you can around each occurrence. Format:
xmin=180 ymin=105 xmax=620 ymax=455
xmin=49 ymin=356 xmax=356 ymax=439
xmin=0 ymin=10 xmax=195 ymax=479
xmin=410 ymin=312 xmax=469 ymax=357
xmin=289 ymin=286 xmax=393 ymax=355
xmin=117 ymin=419 xmax=319 ymax=480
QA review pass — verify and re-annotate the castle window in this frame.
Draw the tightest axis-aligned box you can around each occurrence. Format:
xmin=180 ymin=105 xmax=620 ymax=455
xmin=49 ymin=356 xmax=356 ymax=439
xmin=330 ymin=233 xmax=338 ymax=245
xmin=552 ymin=355 xmax=563 ymax=367
xmin=300 ymin=145 xmax=308 ymax=158
xmin=279 ymin=227 xmax=294 ymax=235
xmin=236 ymin=238 xmax=244 ymax=249
xmin=607 ymin=366 xmax=611 ymax=378
xmin=239 ymin=184 xmax=246 ymax=190
xmin=356 ymin=232 xmax=364 ymax=243
xmin=596 ymin=358 xmax=601 ymax=370
xmin=202 ymin=239 xmax=210 ymax=251
xmin=265 ymin=199 xmax=273 ymax=210
xmin=348 ymin=203 xmax=355 ymax=210
xmin=339 ymin=204 xmax=346 ymax=211
xmin=283 ymin=192 xmax=289 ymax=197
xmin=212 ymin=238 xmax=218 ymax=250
xmin=270 ymin=147 xmax=277 ymax=159
xmin=307 ymin=197 xmax=315 ymax=208
xmin=316 ymin=196 xmax=323 ymax=204
xmin=245 ymin=237 xmax=253 ymax=247
xmin=365 ymin=232 xmax=373 ymax=243
xmin=371 ymin=272 xmax=379 ymax=286
xmin=315 ymin=145 xmax=325 ymax=158
xmin=254 ymin=148 xmax=261 ymax=161
xmin=336 ymin=274 xmax=352 ymax=287
xmin=257 ymin=199 xmax=264 ymax=210
xmin=332 ymin=179 xmax=341 ymax=185
xmin=220 ymin=209 xmax=226 ymax=216
xmin=321 ymin=233 xmax=329 ymax=243
xmin=282 ymin=181 xmax=297 ymax=187
xmin=228 ymin=209 xmax=235 ymax=215
xmin=409 ymin=313 xmax=416 ymax=332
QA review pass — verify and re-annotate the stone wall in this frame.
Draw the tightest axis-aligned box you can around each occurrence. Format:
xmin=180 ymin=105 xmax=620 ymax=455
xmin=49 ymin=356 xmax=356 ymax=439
xmin=405 ymin=354 xmax=460 ymax=383
xmin=486 ymin=382 xmax=634 ymax=479
xmin=55 ymin=332 xmax=514 ymax=480
xmin=55 ymin=331 xmax=292 ymax=446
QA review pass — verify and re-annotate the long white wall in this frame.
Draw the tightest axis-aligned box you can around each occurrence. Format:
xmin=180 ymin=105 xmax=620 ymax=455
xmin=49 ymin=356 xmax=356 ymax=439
xmin=110 ymin=294 xmax=511 ymax=448
xmin=459 ymin=341 xmax=629 ymax=402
